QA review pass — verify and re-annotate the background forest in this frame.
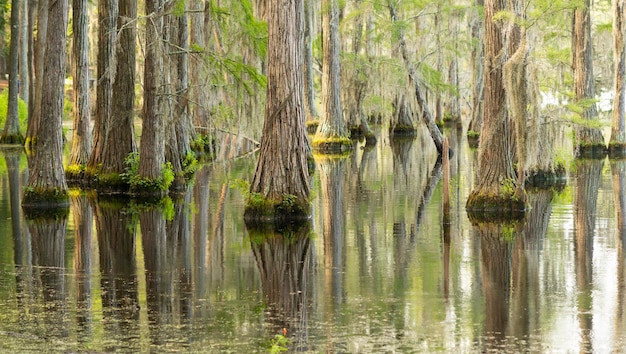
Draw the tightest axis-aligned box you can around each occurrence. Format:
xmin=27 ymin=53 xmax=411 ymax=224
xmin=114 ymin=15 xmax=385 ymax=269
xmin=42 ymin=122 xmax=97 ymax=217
xmin=0 ymin=0 xmax=620 ymax=209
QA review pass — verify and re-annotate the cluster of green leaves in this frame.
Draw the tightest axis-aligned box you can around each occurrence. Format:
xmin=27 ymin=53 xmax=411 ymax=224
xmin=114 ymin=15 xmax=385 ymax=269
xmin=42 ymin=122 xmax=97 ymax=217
xmin=122 ymin=152 xmax=175 ymax=192
xmin=0 ymin=90 xmax=28 ymax=134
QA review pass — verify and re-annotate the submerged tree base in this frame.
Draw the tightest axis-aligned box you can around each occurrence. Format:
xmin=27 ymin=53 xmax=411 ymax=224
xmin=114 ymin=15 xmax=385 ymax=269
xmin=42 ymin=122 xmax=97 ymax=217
xmin=311 ymin=136 xmax=353 ymax=154
xmin=575 ymin=143 xmax=608 ymax=159
xmin=306 ymin=120 xmax=320 ymax=134
xmin=244 ymin=194 xmax=311 ymax=225
xmin=22 ymin=187 xmax=70 ymax=219
xmin=608 ymin=142 xmax=626 ymax=158
xmin=349 ymin=126 xmax=378 ymax=147
xmin=389 ymin=124 xmax=417 ymax=138
xmin=0 ymin=133 xmax=25 ymax=145
xmin=525 ymin=165 xmax=567 ymax=190
xmin=466 ymin=191 xmax=526 ymax=223
xmin=467 ymin=130 xmax=480 ymax=148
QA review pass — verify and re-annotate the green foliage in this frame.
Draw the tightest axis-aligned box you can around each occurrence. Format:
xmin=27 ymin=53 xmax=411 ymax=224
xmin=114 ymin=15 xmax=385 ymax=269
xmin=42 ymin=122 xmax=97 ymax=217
xmin=268 ymin=333 xmax=289 ymax=353
xmin=499 ymin=178 xmax=517 ymax=199
xmin=122 ymin=152 xmax=175 ymax=192
xmin=0 ymin=90 xmax=28 ymax=134
xmin=172 ymin=0 xmax=186 ymax=17
xmin=182 ymin=151 xmax=199 ymax=180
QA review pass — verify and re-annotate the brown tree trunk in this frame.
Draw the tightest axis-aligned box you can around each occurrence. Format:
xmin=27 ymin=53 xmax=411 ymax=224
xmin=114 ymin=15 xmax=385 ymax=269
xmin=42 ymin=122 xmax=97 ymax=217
xmin=106 ymin=0 xmax=138 ymax=172
xmin=2 ymin=0 xmax=24 ymax=144
xmin=22 ymin=0 xmax=68 ymax=211
xmin=67 ymin=0 xmax=92 ymax=174
xmin=313 ymin=0 xmax=350 ymax=153
xmin=573 ymin=0 xmax=606 ymax=157
xmin=137 ymin=0 xmax=167 ymax=195
xmin=303 ymin=0 xmax=318 ymax=122
xmin=466 ymin=0 xmax=524 ymax=217
xmin=189 ymin=0 xmax=209 ymax=129
xmin=25 ymin=0 xmax=47 ymax=148
xmin=246 ymin=0 xmax=311 ymax=220
xmin=610 ymin=0 xmax=626 ymax=155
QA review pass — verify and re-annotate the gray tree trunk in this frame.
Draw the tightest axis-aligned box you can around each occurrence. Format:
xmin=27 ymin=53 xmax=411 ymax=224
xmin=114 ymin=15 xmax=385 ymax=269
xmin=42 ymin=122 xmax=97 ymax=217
xmin=19 ymin=0 xmax=28 ymax=103
xmin=303 ymin=0 xmax=318 ymax=121
xmin=468 ymin=0 xmax=484 ymax=143
xmin=22 ymin=0 xmax=69 ymax=209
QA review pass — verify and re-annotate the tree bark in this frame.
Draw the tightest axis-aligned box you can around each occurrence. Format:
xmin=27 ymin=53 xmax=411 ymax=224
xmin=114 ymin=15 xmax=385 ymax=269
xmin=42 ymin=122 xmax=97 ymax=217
xmin=19 ymin=0 xmax=28 ymax=103
xmin=25 ymin=0 xmax=47 ymax=148
xmin=573 ymin=0 xmax=606 ymax=157
xmin=303 ymin=0 xmax=318 ymax=122
xmin=313 ymin=0 xmax=350 ymax=152
xmin=466 ymin=0 xmax=524 ymax=217
xmin=468 ymin=0 xmax=484 ymax=146
xmin=87 ymin=0 xmax=120 ymax=180
xmin=22 ymin=0 xmax=68 ymax=210
xmin=610 ymin=0 xmax=626 ymax=155
xmin=246 ymin=0 xmax=311 ymax=220
xmin=137 ymin=0 xmax=167 ymax=195
xmin=2 ymin=0 xmax=23 ymax=143
xmin=68 ymin=0 xmax=92 ymax=171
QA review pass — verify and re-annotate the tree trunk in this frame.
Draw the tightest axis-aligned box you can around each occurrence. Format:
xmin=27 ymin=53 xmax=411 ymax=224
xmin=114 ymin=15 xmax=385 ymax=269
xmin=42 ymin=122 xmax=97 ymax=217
xmin=388 ymin=0 xmax=444 ymax=155
xmin=105 ymin=0 xmax=137 ymax=173
xmin=610 ymin=0 xmax=626 ymax=155
xmin=25 ymin=0 xmax=47 ymax=148
xmin=22 ymin=0 xmax=68 ymax=211
xmin=468 ymin=0 xmax=484 ymax=146
xmin=67 ymin=0 xmax=92 ymax=175
xmin=87 ymin=0 xmax=121 ymax=183
xmin=19 ymin=0 xmax=28 ymax=103
xmin=137 ymin=0 xmax=167 ymax=195
xmin=2 ymin=0 xmax=24 ymax=144
xmin=313 ymin=0 xmax=350 ymax=153
xmin=246 ymin=0 xmax=311 ymax=221
xmin=466 ymin=0 xmax=524 ymax=217
xmin=189 ymin=0 xmax=209 ymax=129
xmin=573 ymin=0 xmax=606 ymax=157
xmin=303 ymin=0 xmax=318 ymax=122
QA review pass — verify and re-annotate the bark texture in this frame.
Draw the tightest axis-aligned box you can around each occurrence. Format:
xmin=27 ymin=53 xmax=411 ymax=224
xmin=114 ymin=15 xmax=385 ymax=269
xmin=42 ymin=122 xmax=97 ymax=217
xmin=68 ymin=0 xmax=92 ymax=169
xmin=138 ymin=0 xmax=167 ymax=194
xmin=468 ymin=0 xmax=485 ymax=145
xmin=22 ymin=0 xmax=69 ymax=209
xmin=573 ymin=0 xmax=605 ymax=156
xmin=313 ymin=0 xmax=349 ymax=152
xmin=247 ymin=0 xmax=311 ymax=220
xmin=611 ymin=0 xmax=626 ymax=154
xmin=25 ymin=0 xmax=48 ymax=148
xmin=466 ymin=0 xmax=524 ymax=217
xmin=2 ymin=0 xmax=23 ymax=143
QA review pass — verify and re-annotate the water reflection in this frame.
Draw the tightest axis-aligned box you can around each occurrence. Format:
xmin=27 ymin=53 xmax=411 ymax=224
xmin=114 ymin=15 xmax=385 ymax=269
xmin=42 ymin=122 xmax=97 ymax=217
xmin=71 ymin=194 xmax=93 ymax=338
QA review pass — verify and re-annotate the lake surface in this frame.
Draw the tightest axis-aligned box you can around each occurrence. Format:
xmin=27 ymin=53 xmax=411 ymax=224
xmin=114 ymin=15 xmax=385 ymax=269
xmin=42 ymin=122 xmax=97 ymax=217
xmin=0 ymin=127 xmax=625 ymax=353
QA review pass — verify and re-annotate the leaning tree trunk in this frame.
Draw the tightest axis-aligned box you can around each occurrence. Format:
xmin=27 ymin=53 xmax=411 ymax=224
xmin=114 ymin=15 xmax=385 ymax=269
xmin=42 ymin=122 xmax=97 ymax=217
xmin=573 ymin=0 xmax=606 ymax=157
xmin=137 ymin=0 xmax=168 ymax=196
xmin=25 ymin=0 xmax=48 ymax=149
xmin=67 ymin=0 xmax=92 ymax=178
xmin=466 ymin=0 xmax=524 ymax=218
xmin=313 ymin=0 xmax=350 ymax=153
xmin=2 ymin=0 xmax=24 ymax=144
xmin=246 ymin=0 xmax=311 ymax=221
xmin=610 ymin=0 xmax=626 ymax=156
xmin=22 ymin=0 xmax=69 ymax=211
xmin=388 ymin=0 xmax=444 ymax=155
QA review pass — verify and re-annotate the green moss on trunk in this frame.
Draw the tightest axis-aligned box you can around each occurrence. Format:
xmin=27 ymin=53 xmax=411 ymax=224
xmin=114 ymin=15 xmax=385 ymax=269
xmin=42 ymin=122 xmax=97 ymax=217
xmin=525 ymin=164 xmax=567 ymax=190
xmin=311 ymin=136 xmax=353 ymax=154
xmin=244 ymin=193 xmax=311 ymax=224
xmin=389 ymin=124 xmax=417 ymax=137
xmin=306 ymin=120 xmax=319 ymax=134
xmin=22 ymin=187 xmax=70 ymax=219
xmin=609 ymin=142 xmax=626 ymax=158
xmin=466 ymin=189 xmax=526 ymax=223
xmin=575 ymin=143 xmax=607 ymax=159
xmin=0 ymin=133 xmax=24 ymax=145
xmin=467 ymin=130 xmax=480 ymax=148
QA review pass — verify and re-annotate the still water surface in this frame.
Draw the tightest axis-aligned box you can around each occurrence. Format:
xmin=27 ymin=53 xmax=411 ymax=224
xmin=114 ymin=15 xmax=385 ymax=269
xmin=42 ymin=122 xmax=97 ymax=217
xmin=0 ymin=128 xmax=625 ymax=353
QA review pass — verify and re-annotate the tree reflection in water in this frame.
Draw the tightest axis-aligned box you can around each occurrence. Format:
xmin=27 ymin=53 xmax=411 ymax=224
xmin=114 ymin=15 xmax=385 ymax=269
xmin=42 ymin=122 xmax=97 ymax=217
xmin=248 ymin=221 xmax=313 ymax=352
xmin=611 ymin=158 xmax=626 ymax=351
xmin=71 ymin=193 xmax=93 ymax=339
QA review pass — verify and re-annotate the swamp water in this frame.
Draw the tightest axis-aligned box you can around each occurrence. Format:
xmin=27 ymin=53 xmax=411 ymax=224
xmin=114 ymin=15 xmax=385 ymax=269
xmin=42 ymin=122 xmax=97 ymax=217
xmin=0 ymin=127 xmax=625 ymax=353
